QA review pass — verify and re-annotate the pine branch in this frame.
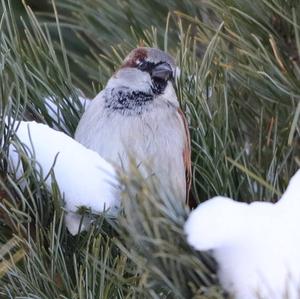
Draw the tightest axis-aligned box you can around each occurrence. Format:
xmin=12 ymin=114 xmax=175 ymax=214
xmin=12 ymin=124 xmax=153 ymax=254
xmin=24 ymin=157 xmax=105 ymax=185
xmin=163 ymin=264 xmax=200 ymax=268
xmin=0 ymin=0 xmax=299 ymax=298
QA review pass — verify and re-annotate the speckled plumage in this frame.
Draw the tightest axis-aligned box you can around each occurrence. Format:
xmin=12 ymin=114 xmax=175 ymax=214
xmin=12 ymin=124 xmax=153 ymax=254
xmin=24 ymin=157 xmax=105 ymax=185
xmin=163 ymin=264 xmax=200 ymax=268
xmin=104 ymin=88 xmax=153 ymax=116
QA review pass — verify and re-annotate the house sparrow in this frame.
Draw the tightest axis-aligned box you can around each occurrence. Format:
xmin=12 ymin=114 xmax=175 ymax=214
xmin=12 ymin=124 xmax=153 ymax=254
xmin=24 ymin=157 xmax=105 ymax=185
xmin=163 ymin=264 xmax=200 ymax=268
xmin=75 ymin=47 xmax=191 ymax=202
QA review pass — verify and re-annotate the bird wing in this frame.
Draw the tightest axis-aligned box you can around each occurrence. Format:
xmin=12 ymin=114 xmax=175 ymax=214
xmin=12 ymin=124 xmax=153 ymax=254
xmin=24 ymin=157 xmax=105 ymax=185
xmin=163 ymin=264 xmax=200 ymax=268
xmin=177 ymin=108 xmax=192 ymax=204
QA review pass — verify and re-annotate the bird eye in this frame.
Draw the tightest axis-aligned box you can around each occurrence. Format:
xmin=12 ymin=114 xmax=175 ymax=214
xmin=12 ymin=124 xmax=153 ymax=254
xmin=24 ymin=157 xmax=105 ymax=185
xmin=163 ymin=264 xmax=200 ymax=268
xmin=137 ymin=60 xmax=148 ymax=71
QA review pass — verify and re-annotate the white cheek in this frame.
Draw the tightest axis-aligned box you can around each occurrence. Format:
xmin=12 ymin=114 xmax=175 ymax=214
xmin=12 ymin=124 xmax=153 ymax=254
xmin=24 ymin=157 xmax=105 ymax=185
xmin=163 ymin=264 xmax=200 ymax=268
xmin=107 ymin=69 xmax=152 ymax=93
xmin=160 ymin=81 xmax=178 ymax=106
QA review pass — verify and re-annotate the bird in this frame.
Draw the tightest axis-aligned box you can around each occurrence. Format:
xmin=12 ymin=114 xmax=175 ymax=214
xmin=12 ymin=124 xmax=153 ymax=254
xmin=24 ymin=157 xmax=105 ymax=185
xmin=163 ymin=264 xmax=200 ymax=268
xmin=75 ymin=47 xmax=191 ymax=202
xmin=8 ymin=120 xmax=119 ymax=235
xmin=184 ymin=169 xmax=300 ymax=299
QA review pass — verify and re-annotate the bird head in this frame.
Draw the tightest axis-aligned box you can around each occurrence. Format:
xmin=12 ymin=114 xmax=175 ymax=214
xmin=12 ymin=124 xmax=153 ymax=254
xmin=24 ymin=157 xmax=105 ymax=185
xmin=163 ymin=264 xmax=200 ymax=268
xmin=107 ymin=47 xmax=177 ymax=100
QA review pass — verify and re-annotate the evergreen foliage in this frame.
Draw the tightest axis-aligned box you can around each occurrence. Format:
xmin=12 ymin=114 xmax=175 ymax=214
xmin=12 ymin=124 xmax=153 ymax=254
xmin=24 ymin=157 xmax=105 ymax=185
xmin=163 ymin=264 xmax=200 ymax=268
xmin=0 ymin=0 xmax=299 ymax=298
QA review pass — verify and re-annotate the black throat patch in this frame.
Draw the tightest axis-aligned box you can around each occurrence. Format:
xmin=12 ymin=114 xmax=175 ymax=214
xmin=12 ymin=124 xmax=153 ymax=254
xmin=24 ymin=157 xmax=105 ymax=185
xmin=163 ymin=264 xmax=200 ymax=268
xmin=104 ymin=88 xmax=154 ymax=116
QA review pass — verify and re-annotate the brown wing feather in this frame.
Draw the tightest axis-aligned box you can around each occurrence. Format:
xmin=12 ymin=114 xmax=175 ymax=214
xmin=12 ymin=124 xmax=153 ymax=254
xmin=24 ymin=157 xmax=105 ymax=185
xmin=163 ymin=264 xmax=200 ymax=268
xmin=177 ymin=108 xmax=192 ymax=203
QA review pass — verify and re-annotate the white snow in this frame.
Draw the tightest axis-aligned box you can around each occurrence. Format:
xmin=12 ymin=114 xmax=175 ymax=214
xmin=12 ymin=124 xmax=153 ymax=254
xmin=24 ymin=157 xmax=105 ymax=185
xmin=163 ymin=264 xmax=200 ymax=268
xmin=185 ymin=170 xmax=300 ymax=299
xmin=8 ymin=120 xmax=119 ymax=235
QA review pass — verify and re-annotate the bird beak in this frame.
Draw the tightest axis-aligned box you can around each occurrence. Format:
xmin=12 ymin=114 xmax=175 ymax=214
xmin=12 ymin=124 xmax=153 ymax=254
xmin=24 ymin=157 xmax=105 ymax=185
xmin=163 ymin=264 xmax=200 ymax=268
xmin=151 ymin=62 xmax=173 ymax=81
